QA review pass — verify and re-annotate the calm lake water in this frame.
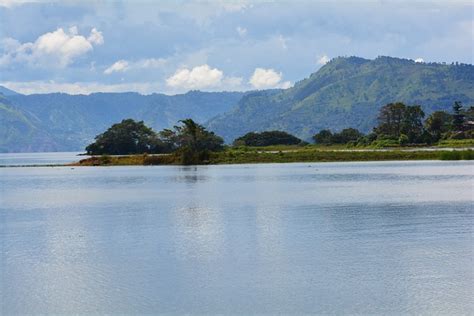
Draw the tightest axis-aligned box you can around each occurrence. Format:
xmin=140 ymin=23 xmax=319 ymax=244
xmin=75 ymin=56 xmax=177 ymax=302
xmin=0 ymin=152 xmax=87 ymax=166
xmin=1 ymin=157 xmax=473 ymax=314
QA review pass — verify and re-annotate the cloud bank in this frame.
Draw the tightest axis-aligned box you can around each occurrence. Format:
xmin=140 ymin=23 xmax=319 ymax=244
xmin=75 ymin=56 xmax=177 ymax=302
xmin=0 ymin=27 xmax=103 ymax=68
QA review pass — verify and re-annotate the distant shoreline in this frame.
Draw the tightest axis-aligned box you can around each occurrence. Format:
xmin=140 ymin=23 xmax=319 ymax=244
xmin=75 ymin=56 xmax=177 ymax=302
xmin=70 ymin=147 xmax=474 ymax=167
xmin=1 ymin=146 xmax=472 ymax=168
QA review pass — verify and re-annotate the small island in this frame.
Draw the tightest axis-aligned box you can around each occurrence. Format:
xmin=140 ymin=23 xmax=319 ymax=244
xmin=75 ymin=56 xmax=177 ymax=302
xmin=75 ymin=101 xmax=474 ymax=166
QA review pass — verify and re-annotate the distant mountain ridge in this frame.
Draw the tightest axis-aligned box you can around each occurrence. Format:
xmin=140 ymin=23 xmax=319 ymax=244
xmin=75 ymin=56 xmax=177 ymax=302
xmin=0 ymin=86 xmax=20 ymax=96
xmin=1 ymin=56 xmax=473 ymax=152
xmin=207 ymin=56 xmax=474 ymax=142
xmin=0 ymin=90 xmax=244 ymax=152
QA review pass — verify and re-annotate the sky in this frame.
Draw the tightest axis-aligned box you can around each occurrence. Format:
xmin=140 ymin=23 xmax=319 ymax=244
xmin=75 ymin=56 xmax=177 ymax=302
xmin=0 ymin=0 xmax=473 ymax=95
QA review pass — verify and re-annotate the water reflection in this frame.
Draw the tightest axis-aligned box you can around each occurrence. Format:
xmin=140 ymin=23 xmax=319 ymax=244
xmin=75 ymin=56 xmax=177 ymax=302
xmin=0 ymin=160 xmax=473 ymax=314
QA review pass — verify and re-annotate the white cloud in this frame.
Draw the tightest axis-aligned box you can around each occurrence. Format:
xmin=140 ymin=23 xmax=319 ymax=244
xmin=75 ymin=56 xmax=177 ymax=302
xmin=87 ymin=28 xmax=104 ymax=45
xmin=0 ymin=80 xmax=160 ymax=95
xmin=104 ymin=60 xmax=129 ymax=74
xmin=279 ymin=81 xmax=292 ymax=89
xmin=166 ymin=64 xmax=224 ymax=90
xmin=414 ymin=57 xmax=424 ymax=63
xmin=0 ymin=27 xmax=103 ymax=68
xmin=138 ymin=58 xmax=167 ymax=68
xmin=236 ymin=26 xmax=247 ymax=37
xmin=0 ymin=0 xmax=40 ymax=7
xmin=104 ymin=58 xmax=167 ymax=75
xmin=249 ymin=68 xmax=290 ymax=89
xmin=317 ymin=54 xmax=330 ymax=65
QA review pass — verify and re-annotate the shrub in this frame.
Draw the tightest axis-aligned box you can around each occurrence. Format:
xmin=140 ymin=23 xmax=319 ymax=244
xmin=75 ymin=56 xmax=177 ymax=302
xmin=439 ymin=151 xmax=461 ymax=160
xmin=398 ymin=134 xmax=409 ymax=146
xmin=99 ymin=155 xmax=111 ymax=164
xmin=462 ymin=150 xmax=474 ymax=160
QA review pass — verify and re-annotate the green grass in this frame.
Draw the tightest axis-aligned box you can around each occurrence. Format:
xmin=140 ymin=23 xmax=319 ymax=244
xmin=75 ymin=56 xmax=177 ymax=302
xmin=439 ymin=150 xmax=474 ymax=160
xmin=73 ymin=148 xmax=474 ymax=166
xmin=209 ymin=149 xmax=443 ymax=164
xmin=437 ymin=139 xmax=474 ymax=148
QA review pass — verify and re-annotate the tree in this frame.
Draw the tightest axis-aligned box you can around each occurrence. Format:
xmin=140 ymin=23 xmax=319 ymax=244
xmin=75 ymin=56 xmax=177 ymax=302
xmin=400 ymin=105 xmax=425 ymax=143
xmin=313 ymin=128 xmax=363 ymax=145
xmin=233 ymin=130 xmax=302 ymax=146
xmin=452 ymin=101 xmax=465 ymax=132
xmin=312 ymin=129 xmax=333 ymax=145
xmin=175 ymin=119 xmax=224 ymax=152
xmin=170 ymin=119 xmax=224 ymax=164
xmin=374 ymin=102 xmax=406 ymax=138
xmin=374 ymin=102 xmax=425 ymax=143
xmin=85 ymin=119 xmax=163 ymax=155
xmin=425 ymin=111 xmax=452 ymax=141
xmin=333 ymin=128 xmax=364 ymax=144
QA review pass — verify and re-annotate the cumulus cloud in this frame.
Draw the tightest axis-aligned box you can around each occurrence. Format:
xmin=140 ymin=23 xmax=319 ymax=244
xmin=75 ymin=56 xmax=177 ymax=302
xmin=104 ymin=58 xmax=167 ymax=74
xmin=0 ymin=27 xmax=103 ymax=68
xmin=317 ymin=54 xmax=330 ymax=65
xmin=249 ymin=68 xmax=290 ymax=89
xmin=104 ymin=58 xmax=167 ymax=75
xmin=87 ymin=28 xmax=104 ymax=45
xmin=166 ymin=64 xmax=224 ymax=90
xmin=414 ymin=57 xmax=424 ymax=63
xmin=104 ymin=60 xmax=129 ymax=74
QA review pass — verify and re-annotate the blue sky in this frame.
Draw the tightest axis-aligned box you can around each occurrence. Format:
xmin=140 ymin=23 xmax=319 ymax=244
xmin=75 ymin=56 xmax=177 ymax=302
xmin=0 ymin=0 xmax=472 ymax=94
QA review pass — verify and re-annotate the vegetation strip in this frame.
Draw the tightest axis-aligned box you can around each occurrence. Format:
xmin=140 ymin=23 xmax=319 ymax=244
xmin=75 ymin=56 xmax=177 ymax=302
xmin=72 ymin=149 xmax=473 ymax=166
xmin=76 ymin=100 xmax=473 ymax=166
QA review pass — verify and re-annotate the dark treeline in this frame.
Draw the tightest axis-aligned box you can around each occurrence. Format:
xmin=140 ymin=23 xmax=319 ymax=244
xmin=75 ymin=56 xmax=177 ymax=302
xmin=86 ymin=118 xmax=224 ymax=164
xmin=86 ymin=101 xmax=473 ymax=164
xmin=233 ymin=131 xmax=305 ymax=147
xmin=313 ymin=101 xmax=473 ymax=146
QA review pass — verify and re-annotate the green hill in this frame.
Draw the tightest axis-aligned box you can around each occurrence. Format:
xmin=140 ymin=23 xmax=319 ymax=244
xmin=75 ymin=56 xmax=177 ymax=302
xmin=2 ymin=90 xmax=244 ymax=152
xmin=0 ymin=95 xmax=60 ymax=152
xmin=207 ymin=56 xmax=474 ymax=142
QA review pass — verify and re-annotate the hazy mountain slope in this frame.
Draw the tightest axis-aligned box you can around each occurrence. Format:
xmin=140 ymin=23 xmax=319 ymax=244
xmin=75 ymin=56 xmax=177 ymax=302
xmin=3 ymin=91 xmax=244 ymax=152
xmin=0 ymin=96 xmax=60 ymax=152
xmin=0 ymin=86 xmax=20 ymax=96
xmin=207 ymin=56 xmax=474 ymax=142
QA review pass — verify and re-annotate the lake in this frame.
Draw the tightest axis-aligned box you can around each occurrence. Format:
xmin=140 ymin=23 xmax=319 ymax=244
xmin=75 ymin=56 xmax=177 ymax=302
xmin=0 ymin=156 xmax=473 ymax=314
xmin=0 ymin=152 xmax=87 ymax=166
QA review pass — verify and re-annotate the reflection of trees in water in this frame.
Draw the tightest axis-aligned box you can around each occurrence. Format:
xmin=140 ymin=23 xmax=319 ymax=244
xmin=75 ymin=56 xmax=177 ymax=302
xmin=171 ymin=166 xmax=210 ymax=183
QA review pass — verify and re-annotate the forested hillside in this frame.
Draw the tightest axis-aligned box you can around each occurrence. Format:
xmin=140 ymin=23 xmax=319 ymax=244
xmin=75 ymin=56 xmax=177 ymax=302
xmin=207 ymin=56 xmax=474 ymax=142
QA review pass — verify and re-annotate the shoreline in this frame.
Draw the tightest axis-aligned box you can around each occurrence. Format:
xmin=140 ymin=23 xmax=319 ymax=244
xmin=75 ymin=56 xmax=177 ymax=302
xmin=1 ymin=147 xmax=473 ymax=168
xmin=71 ymin=148 xmax=474 ymax=167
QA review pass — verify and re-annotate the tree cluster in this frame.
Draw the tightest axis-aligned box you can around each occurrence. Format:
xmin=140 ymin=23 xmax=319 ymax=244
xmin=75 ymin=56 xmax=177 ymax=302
xmin=313 ymin=128 xmax=364 ymax=145
xmin=86 ymin=101 xmax=472 ymax=162
xmin=85 ymin=119 xmax=161 ymax=155
xmin=86 ymin=118 xmax=223 ymax=164
xmin=233 ymin=131 xmax=303 ymax=147
xmin=313 ymin=101 xmax=473 ymax=146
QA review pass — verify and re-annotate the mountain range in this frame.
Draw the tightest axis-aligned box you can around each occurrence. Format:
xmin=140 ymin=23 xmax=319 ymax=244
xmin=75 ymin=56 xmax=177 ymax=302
xmin=1 ymin=56 xmax=473 ymax=152
xmin=0 ymin=91 xmax=243 ymax=152
xmin=208 ymin=56 xmax=474 ymax=142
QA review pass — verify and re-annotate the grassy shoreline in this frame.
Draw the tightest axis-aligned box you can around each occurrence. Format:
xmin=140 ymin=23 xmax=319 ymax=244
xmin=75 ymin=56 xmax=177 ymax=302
xmin=72 ymin=147 xmax=474 ymax=166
